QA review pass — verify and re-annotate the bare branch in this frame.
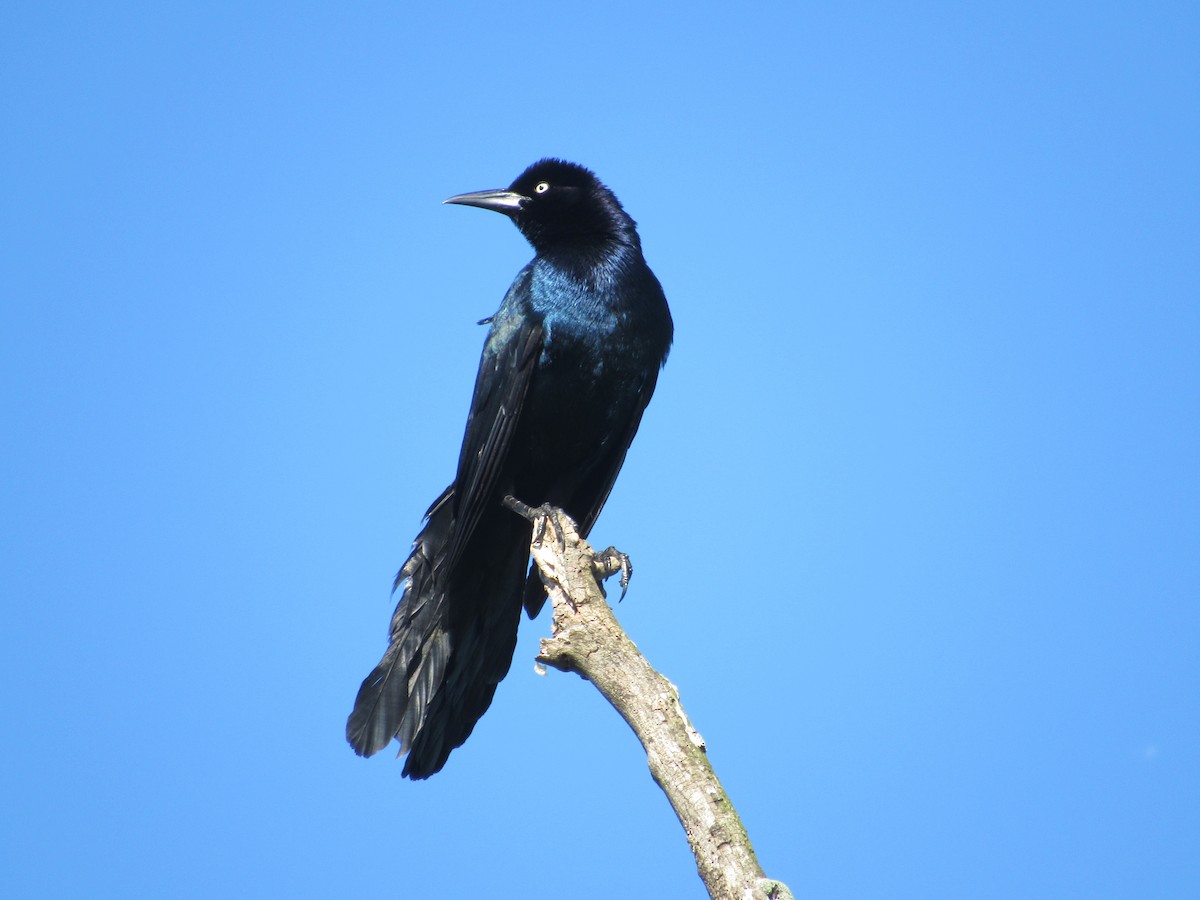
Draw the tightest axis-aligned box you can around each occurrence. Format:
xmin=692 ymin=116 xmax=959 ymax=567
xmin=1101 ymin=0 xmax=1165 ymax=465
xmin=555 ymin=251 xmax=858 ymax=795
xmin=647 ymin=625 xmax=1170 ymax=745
xmin=518 ymin=503 xmax=793 ymax=900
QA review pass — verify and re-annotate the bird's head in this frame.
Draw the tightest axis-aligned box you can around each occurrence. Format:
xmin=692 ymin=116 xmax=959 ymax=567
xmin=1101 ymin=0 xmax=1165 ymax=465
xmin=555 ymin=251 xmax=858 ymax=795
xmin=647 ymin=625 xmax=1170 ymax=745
xmin=444 ymin=158 xmax=637 ymax=252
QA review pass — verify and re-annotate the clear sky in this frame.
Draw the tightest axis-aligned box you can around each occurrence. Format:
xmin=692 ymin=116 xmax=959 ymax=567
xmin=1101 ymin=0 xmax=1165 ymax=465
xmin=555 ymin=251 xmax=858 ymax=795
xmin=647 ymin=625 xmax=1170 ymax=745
xmin=2 ymin=3 xmax=1197 ymax=898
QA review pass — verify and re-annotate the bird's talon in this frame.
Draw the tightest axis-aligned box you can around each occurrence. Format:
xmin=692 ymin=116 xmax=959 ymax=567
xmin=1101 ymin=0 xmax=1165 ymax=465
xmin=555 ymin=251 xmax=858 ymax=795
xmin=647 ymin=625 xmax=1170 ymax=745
xmin=618 ymin=553 xmax=632 ymax=600
xmin=541 ymin=505 xmax=567 ymax=548
xmin=592 ymin=547 xmax=633 ymax=600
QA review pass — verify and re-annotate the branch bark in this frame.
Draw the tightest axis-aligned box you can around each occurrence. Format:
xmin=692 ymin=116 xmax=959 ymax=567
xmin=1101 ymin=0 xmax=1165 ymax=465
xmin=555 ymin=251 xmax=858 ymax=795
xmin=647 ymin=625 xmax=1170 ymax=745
xmin=519 ymin=503 xmax=793 ymax=900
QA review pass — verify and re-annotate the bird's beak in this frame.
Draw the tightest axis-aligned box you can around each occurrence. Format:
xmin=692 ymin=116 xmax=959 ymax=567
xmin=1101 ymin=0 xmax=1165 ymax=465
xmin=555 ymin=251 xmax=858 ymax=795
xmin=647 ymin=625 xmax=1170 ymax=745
xmin=443 ymin=189 xmax=528 ymax=215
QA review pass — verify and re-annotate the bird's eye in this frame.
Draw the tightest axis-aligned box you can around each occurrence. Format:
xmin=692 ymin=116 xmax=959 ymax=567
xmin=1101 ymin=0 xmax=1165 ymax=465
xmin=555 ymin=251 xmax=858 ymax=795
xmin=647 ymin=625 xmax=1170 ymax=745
xmin=534 ymin=182 xmax=550 ymax=194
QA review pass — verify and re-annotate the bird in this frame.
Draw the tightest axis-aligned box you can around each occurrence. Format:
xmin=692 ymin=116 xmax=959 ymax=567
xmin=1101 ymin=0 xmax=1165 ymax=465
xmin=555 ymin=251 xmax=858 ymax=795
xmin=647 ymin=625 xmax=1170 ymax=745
xmin=346 ymin=159 xmax=673 ymax=778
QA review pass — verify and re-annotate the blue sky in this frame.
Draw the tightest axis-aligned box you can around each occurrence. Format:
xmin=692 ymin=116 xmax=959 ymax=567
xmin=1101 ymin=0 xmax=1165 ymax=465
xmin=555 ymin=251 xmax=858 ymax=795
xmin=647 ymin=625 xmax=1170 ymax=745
xmin=2 ymin=3 xmax=1197 ymax=897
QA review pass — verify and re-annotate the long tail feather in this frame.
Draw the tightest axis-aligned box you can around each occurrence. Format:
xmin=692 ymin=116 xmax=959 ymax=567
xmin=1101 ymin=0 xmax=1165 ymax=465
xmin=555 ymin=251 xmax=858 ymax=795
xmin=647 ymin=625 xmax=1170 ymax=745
xmin=346 ymin=489 xmax=531 ymax=778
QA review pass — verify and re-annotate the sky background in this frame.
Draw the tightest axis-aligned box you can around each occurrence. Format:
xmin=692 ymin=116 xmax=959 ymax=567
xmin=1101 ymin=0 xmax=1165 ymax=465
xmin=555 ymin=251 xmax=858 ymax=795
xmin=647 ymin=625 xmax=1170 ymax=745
xmin=2 ymin=3 xmax=1197 ymax=898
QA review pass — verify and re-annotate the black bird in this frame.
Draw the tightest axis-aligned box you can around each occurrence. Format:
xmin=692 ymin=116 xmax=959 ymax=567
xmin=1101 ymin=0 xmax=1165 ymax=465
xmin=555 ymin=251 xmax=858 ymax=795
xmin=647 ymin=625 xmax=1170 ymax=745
xmin=346 ymin=159 xmax=673 ymax=778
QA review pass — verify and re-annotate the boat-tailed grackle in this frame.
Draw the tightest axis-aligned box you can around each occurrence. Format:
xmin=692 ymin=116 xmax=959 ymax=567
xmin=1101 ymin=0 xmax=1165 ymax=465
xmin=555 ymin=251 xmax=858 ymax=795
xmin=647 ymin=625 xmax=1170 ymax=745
xmin=346 ymin=159 xmax=673 ymax=778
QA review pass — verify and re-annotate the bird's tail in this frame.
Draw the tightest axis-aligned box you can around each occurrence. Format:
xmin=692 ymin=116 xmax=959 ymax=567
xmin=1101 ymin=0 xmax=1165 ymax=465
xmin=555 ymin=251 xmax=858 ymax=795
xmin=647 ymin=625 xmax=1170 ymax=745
xmin=346 ymin=488 xmax=530 ymax=778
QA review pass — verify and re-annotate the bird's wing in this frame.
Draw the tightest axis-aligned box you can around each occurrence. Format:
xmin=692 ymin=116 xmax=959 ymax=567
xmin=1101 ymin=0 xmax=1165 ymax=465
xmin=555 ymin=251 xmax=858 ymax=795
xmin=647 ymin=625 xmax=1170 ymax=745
xmin=577 ymin=366 xmax=661 ymax=537
xmin=443 ymin=293 xmax=544 ymax=575
xmin=521 ymin=363 xmax=662 ymax=618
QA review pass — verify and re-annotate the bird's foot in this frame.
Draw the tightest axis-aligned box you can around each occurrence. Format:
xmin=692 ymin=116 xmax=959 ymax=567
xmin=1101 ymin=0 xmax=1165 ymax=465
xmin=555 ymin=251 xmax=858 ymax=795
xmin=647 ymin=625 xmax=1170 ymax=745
xmin=502 ymin=495 xmax=631 ymax=602
xmin=502 ymin=495 xmax=567 ymax=547
xmin=592 ymin=547 xmax=633 ymax=601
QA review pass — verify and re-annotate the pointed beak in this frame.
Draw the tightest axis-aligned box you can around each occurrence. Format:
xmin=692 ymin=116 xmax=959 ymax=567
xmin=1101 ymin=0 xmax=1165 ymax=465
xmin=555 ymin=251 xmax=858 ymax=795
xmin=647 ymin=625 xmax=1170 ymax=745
xmin=442 ymin=188 xmax=528 ymax=215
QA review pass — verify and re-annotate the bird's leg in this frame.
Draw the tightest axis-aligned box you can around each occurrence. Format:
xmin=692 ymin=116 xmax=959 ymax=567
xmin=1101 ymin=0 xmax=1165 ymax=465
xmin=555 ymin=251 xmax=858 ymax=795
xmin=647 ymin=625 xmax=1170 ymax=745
xmin=501 ymin=493 xmax=536 ymax=520
xmin=501 ymin=495 xmax=567 ymax=548
xmin=592 ymin=547 xmax=633 ymax=601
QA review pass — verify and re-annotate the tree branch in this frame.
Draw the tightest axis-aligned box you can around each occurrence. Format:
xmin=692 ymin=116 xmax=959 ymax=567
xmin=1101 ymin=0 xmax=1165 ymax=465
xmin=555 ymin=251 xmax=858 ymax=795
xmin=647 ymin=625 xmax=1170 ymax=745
xmin=515 ymin=502 xmax=793 ymax=900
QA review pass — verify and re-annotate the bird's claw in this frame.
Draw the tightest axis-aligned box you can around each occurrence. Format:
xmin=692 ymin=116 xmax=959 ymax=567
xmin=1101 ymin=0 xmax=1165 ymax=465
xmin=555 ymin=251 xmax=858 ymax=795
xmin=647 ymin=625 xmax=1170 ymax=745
xmin=533 ymin=508 xmax=567 ymax=548
xmin=592 ymin=547 xmax=633 ymax=601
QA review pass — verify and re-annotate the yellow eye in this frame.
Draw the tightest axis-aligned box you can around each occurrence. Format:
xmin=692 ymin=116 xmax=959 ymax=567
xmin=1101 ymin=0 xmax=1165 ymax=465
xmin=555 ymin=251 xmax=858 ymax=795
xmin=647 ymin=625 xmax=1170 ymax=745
xmin=534 ymin=182 xmax=550 ymax=194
